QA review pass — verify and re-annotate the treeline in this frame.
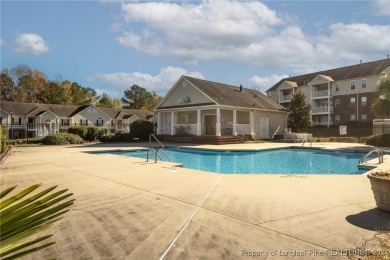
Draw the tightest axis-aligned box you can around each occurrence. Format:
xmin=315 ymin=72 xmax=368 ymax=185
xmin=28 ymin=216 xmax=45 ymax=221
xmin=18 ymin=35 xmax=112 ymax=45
xmin=0 ymin=65 xmax=163 ymax=110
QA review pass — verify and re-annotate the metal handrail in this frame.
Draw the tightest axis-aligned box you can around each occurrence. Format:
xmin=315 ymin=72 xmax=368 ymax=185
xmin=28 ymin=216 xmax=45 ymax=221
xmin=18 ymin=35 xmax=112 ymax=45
xmin=147 ymin=134 xmax=171 ymax=163
xmin=301 ymin=138 xmax=312 ymax=148
xmin=149 ymin=134 xmax=164 ymax=149
xmin=156 ymin=149 xmax=171 ymax=162
xmin=359 ymin=149 xmax=384 ymax=164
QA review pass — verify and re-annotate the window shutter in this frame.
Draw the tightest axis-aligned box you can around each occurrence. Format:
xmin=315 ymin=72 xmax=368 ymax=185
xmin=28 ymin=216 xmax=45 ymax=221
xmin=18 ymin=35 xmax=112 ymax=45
xmin=19 ymin=118 xmax=21 ymax=125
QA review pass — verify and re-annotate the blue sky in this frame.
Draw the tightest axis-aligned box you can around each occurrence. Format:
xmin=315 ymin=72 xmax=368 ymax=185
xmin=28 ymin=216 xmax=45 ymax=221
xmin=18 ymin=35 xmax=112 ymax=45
xmin=1 ymin=0 xmax=390 ymax=99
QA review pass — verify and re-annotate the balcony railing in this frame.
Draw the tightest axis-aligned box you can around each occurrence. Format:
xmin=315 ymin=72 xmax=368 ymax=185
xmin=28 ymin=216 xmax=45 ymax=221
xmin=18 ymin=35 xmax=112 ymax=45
xmin=312 ymin=106 xmax=333 ymax=114
xmin=279 ymin=95 xmax=292 ymax=102
xmin=312 ymin=90 xmax=330 ymax=98
xmin=312 ymin=122 xmax=333 ymax=126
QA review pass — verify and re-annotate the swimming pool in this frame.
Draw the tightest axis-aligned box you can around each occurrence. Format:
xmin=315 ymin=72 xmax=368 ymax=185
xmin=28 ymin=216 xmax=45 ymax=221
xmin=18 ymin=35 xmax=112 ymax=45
xmin=92 ymin=148 xmax=372 ymax=175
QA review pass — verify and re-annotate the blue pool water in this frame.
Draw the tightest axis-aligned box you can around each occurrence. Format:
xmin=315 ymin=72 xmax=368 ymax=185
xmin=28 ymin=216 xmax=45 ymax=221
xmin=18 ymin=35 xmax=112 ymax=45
xmin=92 ymin=148 xmax=372 ymax=175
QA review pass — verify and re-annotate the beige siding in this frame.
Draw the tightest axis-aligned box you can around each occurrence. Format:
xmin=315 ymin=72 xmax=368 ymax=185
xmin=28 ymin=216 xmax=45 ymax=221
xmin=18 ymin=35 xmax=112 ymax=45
xmin=1 ymin=111 xmax=9 ymax=124
xmin=73 ymin=107 xmax=110 ymax=126
xmin=39 ymin=112 xmax=56 ymax=124
xmin=332 ymin=75 xmax=382 ymax=96
xmin=159 ymin=80 xmax=214 ymax=107
xmin=253 ymin=111 xmax=288 ymax=138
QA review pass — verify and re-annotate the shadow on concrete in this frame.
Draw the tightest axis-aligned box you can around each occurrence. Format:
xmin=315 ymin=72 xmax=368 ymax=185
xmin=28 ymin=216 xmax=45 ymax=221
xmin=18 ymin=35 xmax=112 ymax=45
xmin=346 ymin=209 xmax=390 ymax=231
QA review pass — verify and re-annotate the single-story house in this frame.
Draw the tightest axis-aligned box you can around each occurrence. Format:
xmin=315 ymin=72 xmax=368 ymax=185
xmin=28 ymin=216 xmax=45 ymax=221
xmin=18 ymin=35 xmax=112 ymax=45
xmin=155 ymin=76 xmax=289 ymax=139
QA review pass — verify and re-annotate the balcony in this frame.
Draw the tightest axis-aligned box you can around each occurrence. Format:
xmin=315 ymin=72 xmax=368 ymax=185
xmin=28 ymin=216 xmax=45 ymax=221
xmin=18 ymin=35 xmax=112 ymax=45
xmin=312 ymin=106 xmax=333 ymax=114
xmin=311 ymin=90 xmax=331 ymax=99
xmin=279 ymin=95 xmax=292 ymax=103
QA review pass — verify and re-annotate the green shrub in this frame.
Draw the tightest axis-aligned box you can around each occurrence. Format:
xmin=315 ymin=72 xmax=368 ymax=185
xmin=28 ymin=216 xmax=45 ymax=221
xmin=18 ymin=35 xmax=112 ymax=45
xmin=42 ymin=133 xmax=84 ymax=145
xmin=131 ymin=119 xmax=154 ymax=141
xmin=68 ymin=126 xmax=88 ymax=140
xmin=85 ymin=127 xmax=99 ymax=141
xmin=99 ymin=133 xmax=134 ymax=142
xmin=1 ymin=125 xmax=6 ymax=153
xmin=98 ymin=128 xmax=108 ymax=139
xmin=100 ymin=134 xmax=120 ymax=142
xmin=175 ymin=125 xmax=192 ymax=136
xmin=366 ymin=133 xmax=390 ymax=147
xmin=329 ymin=137 xmax=358 ymax=143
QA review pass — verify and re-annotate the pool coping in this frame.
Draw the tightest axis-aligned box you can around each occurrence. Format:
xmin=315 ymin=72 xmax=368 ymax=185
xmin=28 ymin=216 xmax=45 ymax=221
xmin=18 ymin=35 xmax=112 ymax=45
xmin=84 ymin=144 xmax=383 ymax=176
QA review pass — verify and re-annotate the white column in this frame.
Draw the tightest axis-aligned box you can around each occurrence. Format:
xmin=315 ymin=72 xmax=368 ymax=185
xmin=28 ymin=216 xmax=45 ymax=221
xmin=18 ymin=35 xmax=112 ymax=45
xmin=216 ymin=108 xmax=221 ymax=136
xmin=197 ymin=110 xmax=201 ymax=136
xmin=157 ymin=112 xmax=161 ymax=134
xmin=233 ymin=110 xmax=237 ymax=136
xmin=170 ymin=111 xmax=175 ymax=135
xmin=250 ymin=111 xmax=254 ymax=136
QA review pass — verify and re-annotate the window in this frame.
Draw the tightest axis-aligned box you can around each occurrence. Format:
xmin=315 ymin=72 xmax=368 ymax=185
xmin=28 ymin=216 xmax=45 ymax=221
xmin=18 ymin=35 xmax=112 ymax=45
xmin=180 ymin=115 xmax=188 ymax=124
xmin=350 ymin=114 xmax=356 ymax=121
xmin=61 ymin=119 xmax=69 ymax=126
xmin=267 ymin=92 xmax=272 ymax=97
xmin=96 ymin=118 xmax=104 ymax=126
xmin=361 ymin=114 xmax=367 ymax=121
xmin=12 ymin=117 xmax=21 ymax=125
xmin=350 ymin=80 xmax=356 ymax=90
xmin=334 ymin=115 xmax=340 ymax=124
xmin=361 ymin=79 xmax=367 ymax=88
xmin=334 ymin=99 xmax=340 ymax=108
xmin=361 ymin=96 xmax=367 ymax=106
xmin=80 ymin=119 xmax=88 ymax=126
xmin=335 ymin=83 xmax=340 ymax=92
xmin=350 ymin=97 xmax=356 ymax=107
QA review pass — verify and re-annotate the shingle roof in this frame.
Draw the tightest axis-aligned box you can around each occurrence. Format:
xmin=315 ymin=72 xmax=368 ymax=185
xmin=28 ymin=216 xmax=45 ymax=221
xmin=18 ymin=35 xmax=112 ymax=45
xmin=0 ymin=101 xmax=37 ymax=115
xmin=98 ymin=107 xmax=153 ymax=120
xmin=0 ymin=101 xmax=154 ymax=119
xmin=182 ymin=76 xmax=286 ymax=111
xmin=267 ymin=58 xmax=390 ymax=92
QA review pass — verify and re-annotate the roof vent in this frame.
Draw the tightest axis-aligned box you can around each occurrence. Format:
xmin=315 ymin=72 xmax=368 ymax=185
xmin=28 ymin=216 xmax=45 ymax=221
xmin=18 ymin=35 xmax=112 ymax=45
xmin=388 ymin=54 xmax=389 ymax=59
xmin=360 ymin=60 xmax=362 ymax=64
xmin=239 ymin=84 xmax=243 ymax=92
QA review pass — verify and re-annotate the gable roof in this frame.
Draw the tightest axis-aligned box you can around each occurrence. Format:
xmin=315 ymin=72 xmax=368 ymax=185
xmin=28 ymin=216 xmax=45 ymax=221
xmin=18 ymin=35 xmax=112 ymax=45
xmin=98 ymin=107 xmax=153 ymax=120
xmin=267 ymin=58 xmax=390 ymax=92
xmin=180 ymin=76 xmax=286 ymax=111
xmin=0 ymin=101 xmax=154 ymax=119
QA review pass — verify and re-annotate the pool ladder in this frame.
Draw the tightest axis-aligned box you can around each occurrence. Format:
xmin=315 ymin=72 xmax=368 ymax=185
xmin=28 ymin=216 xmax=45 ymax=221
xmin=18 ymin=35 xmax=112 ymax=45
xmin=358 ymin=148 xmax=384 ymax=165
xmin=147 ymin=134 xmax=171 ymax=163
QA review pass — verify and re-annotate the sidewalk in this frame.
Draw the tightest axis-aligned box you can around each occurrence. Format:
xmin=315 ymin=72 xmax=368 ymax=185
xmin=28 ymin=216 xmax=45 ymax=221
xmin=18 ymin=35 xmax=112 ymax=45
xmin=1 ymin=142 xmax=389 ymax=259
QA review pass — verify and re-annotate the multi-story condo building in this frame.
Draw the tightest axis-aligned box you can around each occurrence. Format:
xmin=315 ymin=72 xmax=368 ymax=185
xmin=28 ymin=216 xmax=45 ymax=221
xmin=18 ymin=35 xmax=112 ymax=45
xmin=266 ymin=58 xmax=390 ymax=127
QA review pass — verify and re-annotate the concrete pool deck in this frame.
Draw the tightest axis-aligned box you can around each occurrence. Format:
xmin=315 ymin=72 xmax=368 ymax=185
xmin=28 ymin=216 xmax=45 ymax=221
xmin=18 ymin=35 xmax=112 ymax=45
xmin=1 ymin=142 xmax=389 ymax=259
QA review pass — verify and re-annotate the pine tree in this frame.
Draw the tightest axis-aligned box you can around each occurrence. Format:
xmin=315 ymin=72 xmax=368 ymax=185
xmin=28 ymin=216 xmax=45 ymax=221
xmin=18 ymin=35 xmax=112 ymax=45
xmin=287 ymin=92 xmax=312 ymax=132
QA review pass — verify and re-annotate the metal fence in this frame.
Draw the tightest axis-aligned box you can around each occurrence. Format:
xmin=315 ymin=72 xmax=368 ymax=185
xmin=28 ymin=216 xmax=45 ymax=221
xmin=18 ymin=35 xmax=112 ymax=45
xmin=1 ymin=123 xmax=131 ymax=140
xmin=373 ymin=124 xmax=390 ymax=135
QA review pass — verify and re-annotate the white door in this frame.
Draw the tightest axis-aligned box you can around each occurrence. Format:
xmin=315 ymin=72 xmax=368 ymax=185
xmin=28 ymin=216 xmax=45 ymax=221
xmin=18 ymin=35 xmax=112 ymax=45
xmin=259 ymin=118 xmax=269 ymax=139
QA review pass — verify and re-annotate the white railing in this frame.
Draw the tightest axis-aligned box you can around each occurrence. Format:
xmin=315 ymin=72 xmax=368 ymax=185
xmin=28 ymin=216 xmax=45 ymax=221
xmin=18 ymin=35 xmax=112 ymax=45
xmin=279 ymin=95 xmax=292 ymax=102
xmin=114 ymin=125 xmax=130 ymax=133
xmin=160 ymin=124 xmax=172 ymax=135
xmin=312 ymin=122 xmax=333 ymax=126
xmin=173 ymin=124 xmax=197 ymax=135
xmin=312 ymin=90 xmax=330 ymax=98
xmin=312 ymin=106 xmax=333 ymax=113
xmin=236 ymin=124 xmax=251 ymax=135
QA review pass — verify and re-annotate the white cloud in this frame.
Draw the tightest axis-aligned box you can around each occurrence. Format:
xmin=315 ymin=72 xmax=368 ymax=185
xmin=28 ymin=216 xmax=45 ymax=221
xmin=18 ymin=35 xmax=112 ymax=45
xmin=316 ymin=23 xmax=390 ymax=62
xmin=86 ymin=66 xmax=204 ymax=95
xmin=373 ymin=0 xmax=390 ymax=16
xmin=248 ymin=74 xmax=289 ymax=93
xmin=0 ymin=39 xmax=5 ymax=46
xmin=14 ymin=33 xmax=49 ymax=55
xmin=113 ymin=1 xmax=390 ymax=74
xmin=94 ymin=88 xmax=120 ymax=99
